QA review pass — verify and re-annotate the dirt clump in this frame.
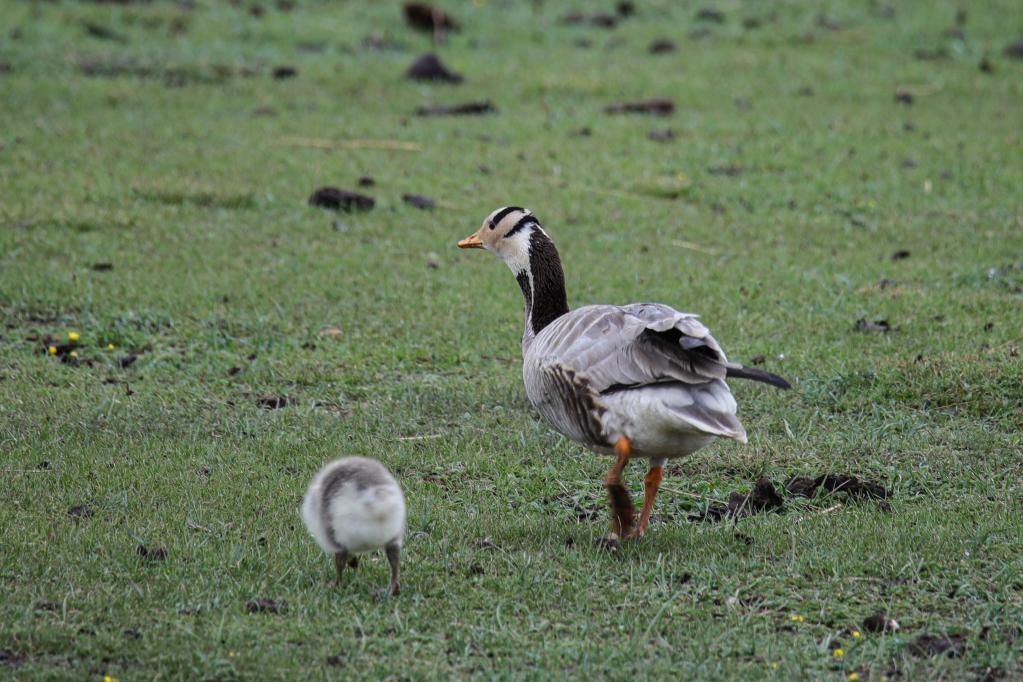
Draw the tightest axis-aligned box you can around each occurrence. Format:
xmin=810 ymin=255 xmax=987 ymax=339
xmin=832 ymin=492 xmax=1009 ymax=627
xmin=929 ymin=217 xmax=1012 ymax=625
xmin=908 ymin=633 xmax=966 ymax=658
xmin=68 ymin=504 xmax=95 ymax=519
xmin=605 ymin=99 xmax=674 ymax=116
xmin=785 ymin=473 xmax=888 ymax=500
xmin=854 ymin=318 xmax=893 ymax=333
xmin=403 ymin=194 xmax=435 ymax=209
xmin=414 ymin=101 xmax=496 ymax=116
xmin=689 ymin=478 xmax=783 ymax=522
xmin=246 ymin=598 xmax=285 ymax=614
xmin=404 ymin=3 xmax=459 ymax=33
xmin=648 ymin=39 xmax=675 ymax=54
xmin=308 ymin=187 xmax=375 ymax=211
xmin=272 ymin=65 xmax=297 ymax=80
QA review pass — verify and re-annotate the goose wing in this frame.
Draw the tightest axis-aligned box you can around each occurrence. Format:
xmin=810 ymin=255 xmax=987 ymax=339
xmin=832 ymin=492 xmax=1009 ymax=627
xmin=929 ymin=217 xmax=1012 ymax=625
xmin=529 ymin=303 xmax=730 ymax=393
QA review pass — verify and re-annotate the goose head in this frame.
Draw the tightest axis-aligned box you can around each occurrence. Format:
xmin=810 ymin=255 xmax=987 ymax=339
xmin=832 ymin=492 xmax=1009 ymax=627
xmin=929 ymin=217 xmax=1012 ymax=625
xmin=458 ymin=206 xmax=570 ymax=341
xmin=457 ymin=206 xmax=538 ymax=273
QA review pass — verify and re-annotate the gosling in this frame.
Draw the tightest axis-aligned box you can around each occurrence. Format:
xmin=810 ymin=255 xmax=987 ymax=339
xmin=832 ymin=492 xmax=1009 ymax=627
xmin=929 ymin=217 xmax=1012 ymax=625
xmin=300 ymin=457 xmax=405 ymax=596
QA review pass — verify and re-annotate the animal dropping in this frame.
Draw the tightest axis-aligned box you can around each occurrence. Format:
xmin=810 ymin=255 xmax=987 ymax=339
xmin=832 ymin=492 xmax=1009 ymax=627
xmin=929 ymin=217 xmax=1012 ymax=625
xmin=406 ymin=53 xmax=462 ymax=83
xmin=301 ymin=457 xmax=405 ymax=596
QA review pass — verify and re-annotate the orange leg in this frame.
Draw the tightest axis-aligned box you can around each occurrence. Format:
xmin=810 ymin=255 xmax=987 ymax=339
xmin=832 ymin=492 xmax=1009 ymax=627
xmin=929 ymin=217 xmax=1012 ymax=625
xmin=631 ymin=466 xmax=664 ymax=539
xmin=605 ymin=437 xmax=636 ymax=538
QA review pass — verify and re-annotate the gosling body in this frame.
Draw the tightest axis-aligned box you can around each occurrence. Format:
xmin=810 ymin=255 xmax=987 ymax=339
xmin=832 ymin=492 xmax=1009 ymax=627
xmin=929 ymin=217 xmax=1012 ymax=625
xmin=301 ymin=457 xmax=405 ymax=595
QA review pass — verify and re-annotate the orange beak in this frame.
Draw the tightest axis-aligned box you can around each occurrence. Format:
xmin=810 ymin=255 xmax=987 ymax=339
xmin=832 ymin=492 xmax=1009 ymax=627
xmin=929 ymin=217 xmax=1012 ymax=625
xmin=457 ymin=231 xmax=484 ymax=249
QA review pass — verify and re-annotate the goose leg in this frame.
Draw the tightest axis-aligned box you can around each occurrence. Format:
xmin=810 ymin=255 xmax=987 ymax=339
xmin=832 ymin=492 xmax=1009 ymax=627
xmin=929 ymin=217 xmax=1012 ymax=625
xmin=604 ymin=436 xmax=636 ymax=540
xmin=631 ymin=461 xmax=665 ymax=539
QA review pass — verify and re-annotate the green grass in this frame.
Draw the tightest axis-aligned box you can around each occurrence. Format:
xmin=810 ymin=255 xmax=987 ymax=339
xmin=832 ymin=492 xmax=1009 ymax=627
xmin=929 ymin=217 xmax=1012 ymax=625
xmin=2 ymin=0 xmax=1022 ymax=679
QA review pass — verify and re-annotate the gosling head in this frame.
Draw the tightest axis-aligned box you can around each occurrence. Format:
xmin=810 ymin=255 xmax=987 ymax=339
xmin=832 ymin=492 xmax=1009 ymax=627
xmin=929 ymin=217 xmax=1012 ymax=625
xmin=457 ymin=206 xmax=544 ymax=273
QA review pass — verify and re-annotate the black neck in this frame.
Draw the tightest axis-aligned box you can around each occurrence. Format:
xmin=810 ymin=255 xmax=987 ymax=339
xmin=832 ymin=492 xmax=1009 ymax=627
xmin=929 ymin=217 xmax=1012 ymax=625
xmin=517 ymin=229 xmax=569 ymax=335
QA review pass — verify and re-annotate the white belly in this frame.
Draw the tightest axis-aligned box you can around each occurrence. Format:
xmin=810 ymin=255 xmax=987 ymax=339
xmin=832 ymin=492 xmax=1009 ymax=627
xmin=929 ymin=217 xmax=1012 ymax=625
xmin=523 ymin=374 xmax=747 ymax=460
xmin=599 ymin=381 xmax=747 ymax=458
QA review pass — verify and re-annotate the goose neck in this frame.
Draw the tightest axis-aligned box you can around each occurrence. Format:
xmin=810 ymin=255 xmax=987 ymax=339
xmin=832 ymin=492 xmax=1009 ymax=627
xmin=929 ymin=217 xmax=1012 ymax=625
xmin=514 ymin=229 xmax=569 ymax=347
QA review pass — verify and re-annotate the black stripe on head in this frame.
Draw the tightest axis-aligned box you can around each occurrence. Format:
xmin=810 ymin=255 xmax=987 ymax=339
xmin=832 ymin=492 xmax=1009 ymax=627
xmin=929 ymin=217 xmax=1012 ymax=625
xmin=502 ymin=214 xmax=538 ymax=240
xmin=489 ymin=206 xmax=524 ymax=230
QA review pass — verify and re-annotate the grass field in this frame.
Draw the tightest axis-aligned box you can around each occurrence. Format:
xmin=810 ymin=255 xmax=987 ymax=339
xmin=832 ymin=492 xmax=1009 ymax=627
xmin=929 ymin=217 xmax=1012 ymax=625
xmin=2 ymin=0 xmax=1022 ymax=679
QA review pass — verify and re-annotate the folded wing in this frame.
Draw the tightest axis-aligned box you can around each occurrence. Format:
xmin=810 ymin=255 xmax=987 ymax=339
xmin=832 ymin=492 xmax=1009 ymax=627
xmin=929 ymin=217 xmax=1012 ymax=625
xmin=530 ymin=303 xmax=730 ymax=394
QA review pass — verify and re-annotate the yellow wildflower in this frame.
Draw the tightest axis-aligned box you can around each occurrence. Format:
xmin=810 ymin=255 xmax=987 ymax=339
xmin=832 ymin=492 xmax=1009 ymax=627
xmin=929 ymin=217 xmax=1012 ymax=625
xmin=852 ymin=630 xmax=862 ymax=639
xmin=104 ymin=676 xmax=117 ymax=682
xmin=790 ymin=615 xmax=805 ymax=623
xmin=833 ymin=648 xmax=845 ymax=658
xmin=69 ymin=351 xmax=79 ymax=358
xmin=68 ymin=331 xmax=80 ymax=342
xmin=107 ymin=343 xmax=116 ymax=350
xmin=48 ymin=346 xmax=57 ymax=355
xmin=848 ymin=674 xmax=860 ymax=681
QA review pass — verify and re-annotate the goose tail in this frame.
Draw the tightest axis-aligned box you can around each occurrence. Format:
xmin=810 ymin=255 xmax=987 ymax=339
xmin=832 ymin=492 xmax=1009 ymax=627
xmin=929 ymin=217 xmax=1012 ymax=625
xmin=725 ymin=365 xmax=792 ymax=390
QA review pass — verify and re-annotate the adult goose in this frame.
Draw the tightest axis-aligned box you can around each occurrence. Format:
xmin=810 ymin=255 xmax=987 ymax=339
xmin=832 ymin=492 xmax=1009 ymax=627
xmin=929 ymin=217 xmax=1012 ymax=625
xmin=457 ymin=207 xmax=790 ymax=542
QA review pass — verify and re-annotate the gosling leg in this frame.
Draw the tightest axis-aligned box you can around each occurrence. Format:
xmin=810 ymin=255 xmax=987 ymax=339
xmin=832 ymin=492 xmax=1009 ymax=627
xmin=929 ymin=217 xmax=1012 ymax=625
xmin=385 ymin=541 xmax=401 ymax=597
xmin=330 ymin=548 xmax=350 ymax=588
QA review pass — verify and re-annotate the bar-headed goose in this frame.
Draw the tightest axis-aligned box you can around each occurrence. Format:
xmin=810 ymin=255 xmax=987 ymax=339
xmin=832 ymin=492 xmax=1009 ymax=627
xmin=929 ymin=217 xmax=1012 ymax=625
xmin=458 ymin=207 xmax=790 ymax=542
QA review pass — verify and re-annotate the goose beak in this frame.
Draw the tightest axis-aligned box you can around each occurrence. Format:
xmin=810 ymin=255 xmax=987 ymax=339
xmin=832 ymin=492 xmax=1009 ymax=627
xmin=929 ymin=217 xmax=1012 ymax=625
xmin=457 ymin=232 xmax=484 ymax=249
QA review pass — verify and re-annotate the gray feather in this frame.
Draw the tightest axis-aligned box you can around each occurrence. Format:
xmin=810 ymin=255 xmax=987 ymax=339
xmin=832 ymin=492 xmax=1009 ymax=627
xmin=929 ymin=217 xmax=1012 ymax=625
xmin=522 ymin=303 xmax=750 ymax=456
